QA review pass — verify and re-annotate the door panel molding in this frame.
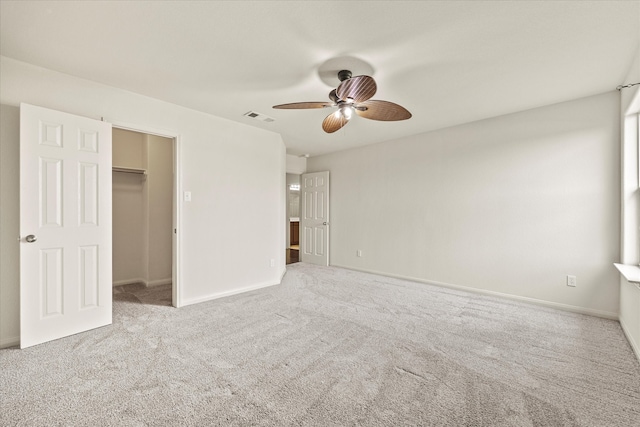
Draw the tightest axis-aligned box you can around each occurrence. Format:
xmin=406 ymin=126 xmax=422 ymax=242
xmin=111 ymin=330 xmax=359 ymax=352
xmin=20 ymin=103 xmax=112 ymax=348
xmin=300 ymin=171 xmax=329 ymax=266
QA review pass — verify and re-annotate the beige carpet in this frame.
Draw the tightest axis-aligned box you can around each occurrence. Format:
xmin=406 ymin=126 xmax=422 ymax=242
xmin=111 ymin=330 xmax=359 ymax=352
xmin=1 ymin=263 xmax=639 ymax=426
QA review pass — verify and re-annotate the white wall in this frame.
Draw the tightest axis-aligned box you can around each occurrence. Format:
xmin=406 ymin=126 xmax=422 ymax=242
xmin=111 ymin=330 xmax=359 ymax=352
xmin=0 ymin=56 xmax=286 ymax=347
xmin=619 ymin=47 xmax=640 ymax=360
xmin=309 ymin=91 xmax=620 ymax=317
xmin=286 ymin=154 xmax=306 ymax=175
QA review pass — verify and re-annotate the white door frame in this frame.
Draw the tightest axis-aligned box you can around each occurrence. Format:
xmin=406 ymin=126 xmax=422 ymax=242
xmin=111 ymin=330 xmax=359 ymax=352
xmin=111 ymin=121 xmax=182 ymax=308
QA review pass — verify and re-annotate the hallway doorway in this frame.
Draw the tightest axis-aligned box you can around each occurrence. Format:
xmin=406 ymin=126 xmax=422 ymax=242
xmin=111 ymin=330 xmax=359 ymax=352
xmin=286 ymin=173 xmax=300 ymax=264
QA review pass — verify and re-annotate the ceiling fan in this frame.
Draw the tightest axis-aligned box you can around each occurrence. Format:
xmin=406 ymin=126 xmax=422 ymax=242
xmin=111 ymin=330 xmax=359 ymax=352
xmin=273 ymin=70 xmax=412 ymax=133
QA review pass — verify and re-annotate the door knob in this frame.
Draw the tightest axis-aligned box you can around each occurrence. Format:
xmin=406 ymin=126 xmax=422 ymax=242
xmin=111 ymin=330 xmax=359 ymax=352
xmin=323 ymin=222 xmax=329 ymax=225
xmin=25 ymin=234 xmax=37 ymax=243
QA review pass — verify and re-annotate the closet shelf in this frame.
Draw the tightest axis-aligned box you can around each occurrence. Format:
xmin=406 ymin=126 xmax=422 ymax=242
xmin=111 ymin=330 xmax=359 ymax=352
xmin=112 ymin=166 xmax=147 ymax=176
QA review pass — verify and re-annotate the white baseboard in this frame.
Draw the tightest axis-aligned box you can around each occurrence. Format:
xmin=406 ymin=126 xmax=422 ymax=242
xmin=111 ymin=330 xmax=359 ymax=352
xmin=146 ymin=278 xmax=172 ymax=288
xmin=0 ymin=335 xmax=19 ymax=349
xmin=181 ymin=279 xmax=281 ymax=307
xmin=112 ymin=277 xmax=146 ymax=287
xmin=113 ymin=277 xmax=172 ymax=288
xmin=332 ymin=264 xmax=619 ymax=320
xmin=619 ymin=317 xmax=640 ymax=362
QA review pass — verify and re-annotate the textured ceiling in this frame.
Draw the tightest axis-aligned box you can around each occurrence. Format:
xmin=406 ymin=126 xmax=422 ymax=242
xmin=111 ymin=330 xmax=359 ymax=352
xmin=1 ymin=1 xmax=639 ymax=156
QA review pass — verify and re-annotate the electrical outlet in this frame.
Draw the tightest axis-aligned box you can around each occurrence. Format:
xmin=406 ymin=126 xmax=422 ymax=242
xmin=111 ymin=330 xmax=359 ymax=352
xmin=567 ymin=275 xmax=576 ymax=287
xmin=357 ymin=250 xmax=362 ymax=257
xmin=270 ymin=259 xmax=275 ymax=267
xmin=184 ymin=191 xmax=192 ymax=202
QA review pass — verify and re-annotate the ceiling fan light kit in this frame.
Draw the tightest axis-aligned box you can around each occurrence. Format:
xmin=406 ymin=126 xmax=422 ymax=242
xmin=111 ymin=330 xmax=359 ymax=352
xmin=338 ymin=104 xmax=353 ymax=119
xmin=273 ymin=69 xmax=411 ymax=133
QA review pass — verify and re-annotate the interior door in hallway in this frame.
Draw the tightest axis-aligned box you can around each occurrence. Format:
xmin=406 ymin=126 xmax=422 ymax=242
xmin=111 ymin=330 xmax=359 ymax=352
xmin=300 ymin=171 xmax=329 ymax=266
xmin=20 ymin=103 xmax=113 ymax=348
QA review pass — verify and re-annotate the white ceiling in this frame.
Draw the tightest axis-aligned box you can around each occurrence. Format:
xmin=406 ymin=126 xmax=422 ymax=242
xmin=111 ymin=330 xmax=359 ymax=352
xmin=1 ymin=1 xmax=639 ymax=157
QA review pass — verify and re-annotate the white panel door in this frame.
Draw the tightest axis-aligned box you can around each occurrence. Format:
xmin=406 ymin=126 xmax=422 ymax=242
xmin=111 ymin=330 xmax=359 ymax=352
xmin=300 ymin=171 xmax=329 ymax=266
xmin=20 ymin=103 xmax=112 ymax=349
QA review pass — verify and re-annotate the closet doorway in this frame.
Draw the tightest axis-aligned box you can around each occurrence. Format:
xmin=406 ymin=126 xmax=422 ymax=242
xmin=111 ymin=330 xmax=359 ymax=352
xmin=112 ymin=127 xmax=179 ymax=306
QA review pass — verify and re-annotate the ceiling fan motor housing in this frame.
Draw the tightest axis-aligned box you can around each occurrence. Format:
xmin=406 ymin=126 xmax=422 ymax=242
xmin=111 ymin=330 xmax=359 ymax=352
xmin=337 ymin=70 xmax=353 ymax=82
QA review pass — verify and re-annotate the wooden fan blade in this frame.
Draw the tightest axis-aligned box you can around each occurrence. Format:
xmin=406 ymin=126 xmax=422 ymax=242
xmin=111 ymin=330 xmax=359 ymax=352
xmin=355 ymin=100 xmax=412 ymax=121
xmin=336 ymin=75 xmax=377 ymax=103
xmin=273 ymin=102 xmax=334 ymax=109
xmin=322 ymin=111 xmax=350 ymax=133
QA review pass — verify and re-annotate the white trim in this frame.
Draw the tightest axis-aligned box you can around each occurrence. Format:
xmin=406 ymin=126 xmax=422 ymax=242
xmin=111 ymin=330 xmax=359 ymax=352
xmin=173 ymin=135 xmax=182 ymax=307
xmin=0 ymin=335 xmax=19 ymax=349
xmin=109 ymin=121 xmax=177 ymax=140
xmin=181 ymin=280 xmax=281 ymax=307
xmin=619 ymin=87 xmax=640 ymax=362
xmin=280 ymin=266 xmax=287 ymax=281
xmin=620 ymin=316 xmax=640 ymax=362
xmin=332 ymin=264 xmax=619 ymax=320
xmin=614 ymin=263 xmax=640 ymax=285
xmin=623 ymin=85 xmax=640 ymax=116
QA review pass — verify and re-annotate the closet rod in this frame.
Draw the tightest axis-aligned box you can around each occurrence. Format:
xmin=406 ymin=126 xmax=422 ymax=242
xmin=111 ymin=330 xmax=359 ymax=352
xmin=112 ymin=166 xmax=147 ymax=176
